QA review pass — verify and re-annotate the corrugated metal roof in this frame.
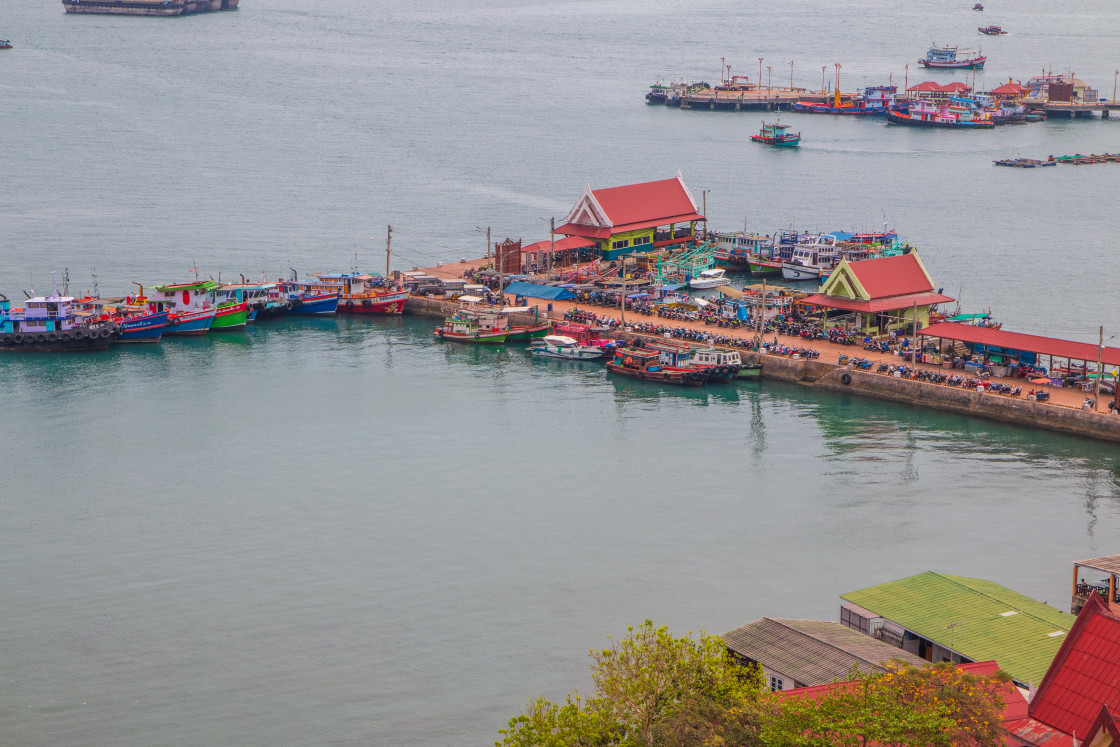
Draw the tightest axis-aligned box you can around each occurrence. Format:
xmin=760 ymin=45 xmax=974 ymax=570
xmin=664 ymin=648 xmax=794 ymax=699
xmin=920 ymin=322 xmax=1120 ymax=366
xmin=1076 ymin=555 xmax=1120 ymax=575
xmin=846 ymin=253 xmax=935 ymax=299
xmin=841 ymin=572 xmax=1071 ymax=686
xmin=721 ymin=618 xmax=925 ymax=686
xmin=592 ymin=177 xmax=702 ymax=227
xmin=801 ymin=290 xmax=954 ymax=313
xmin=1029 ymin=594 xmax=1120 ymax=740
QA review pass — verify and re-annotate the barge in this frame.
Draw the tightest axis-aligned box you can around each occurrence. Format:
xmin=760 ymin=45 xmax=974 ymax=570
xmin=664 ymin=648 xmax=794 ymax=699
xmin=62 ymin=0 xmax=237 ymax=16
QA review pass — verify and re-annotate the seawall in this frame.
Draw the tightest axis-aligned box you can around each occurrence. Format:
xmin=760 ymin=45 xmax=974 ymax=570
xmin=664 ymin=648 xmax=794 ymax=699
xmin=405 ymin=297 xmax=1120 ymax=444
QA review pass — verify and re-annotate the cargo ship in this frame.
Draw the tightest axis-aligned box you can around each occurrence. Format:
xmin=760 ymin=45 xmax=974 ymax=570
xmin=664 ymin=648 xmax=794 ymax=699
xmin=62 ymin=0 xmax=237 ymax=16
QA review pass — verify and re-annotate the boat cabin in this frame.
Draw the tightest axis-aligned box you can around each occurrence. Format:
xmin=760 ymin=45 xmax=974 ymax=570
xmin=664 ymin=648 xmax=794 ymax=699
xmin=645 ymin=338 xmax=694 ymax=367
xmin=150 ymin=281 xmax=216 ymax=312
xmin=444 ymin=307 xmax=507 ymax=336
xmin=1 ymin=295 xmax=83 ymax=334
xmin=611 ymin=347 xmax=664 ymax=373
xmin=693 ymin=348 xmax=742 ymax=367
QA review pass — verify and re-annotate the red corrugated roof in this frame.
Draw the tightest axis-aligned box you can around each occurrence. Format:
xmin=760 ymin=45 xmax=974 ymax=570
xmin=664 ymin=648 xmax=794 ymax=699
xmin=591 ymin=177 xmax=702 ymax=227
xmin=921 ymin=322 xmax=1120 ymax=366
xmin=557 ymin=216 xmax=699 ymax=240
xmin=1028 ymin=594 xmax=1120 ymax=740
xmin=848 ymin=253 xmax=935 ymax=298
xmin=520 ymin=236 xmax=596 ymax=254
xmin=940 ymin=82 xmax=972 ymax=92
xmin=908 ymin=81 xmax=943 ymax=92
xmin=801 ymin=291 xmax=953 ymax=314
xmin=990 ymin=82 xmax=1027 ymax=95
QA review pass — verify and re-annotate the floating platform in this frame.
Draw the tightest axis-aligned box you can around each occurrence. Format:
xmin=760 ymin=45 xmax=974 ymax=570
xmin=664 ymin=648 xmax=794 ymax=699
xmin=62 ymin=0 xmax=237 ymax=16
xmin=994 ymin=158 xmax=1055 ymax=168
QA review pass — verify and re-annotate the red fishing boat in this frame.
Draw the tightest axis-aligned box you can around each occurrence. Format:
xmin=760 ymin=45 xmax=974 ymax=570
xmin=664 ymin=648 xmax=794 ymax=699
xmin=307 ymin=273 xmax=408 ymax=314
xmin=606 ymin=344 xmax=710 ymax=385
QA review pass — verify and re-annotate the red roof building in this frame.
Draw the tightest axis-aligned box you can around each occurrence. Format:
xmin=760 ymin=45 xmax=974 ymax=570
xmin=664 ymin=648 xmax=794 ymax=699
xmin=801 ymin=252 xmax=954 ymax=336
xmin=920 ymin=322 xmax=1120 ymax=369
xmin=1002 ymin=594 xmax=1120 ymax=747
xmin=990 ymin=81 xmax=1029 ymax=100
xmin=518 ymin=236 xmax=596 ymax=273
xmin=555 ymin=172 xmax=706 ymax=260
xmin=906 ymin=81 xmax=974 ymax=101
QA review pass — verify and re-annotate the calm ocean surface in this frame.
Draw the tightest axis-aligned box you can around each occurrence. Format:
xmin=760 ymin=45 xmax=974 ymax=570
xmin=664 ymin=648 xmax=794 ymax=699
xmin=3 ymin=1 xmax=1120 ymax=744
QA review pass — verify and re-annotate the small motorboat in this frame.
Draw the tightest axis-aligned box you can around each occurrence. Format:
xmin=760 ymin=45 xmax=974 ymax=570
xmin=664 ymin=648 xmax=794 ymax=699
xmin=688 ymin=268 xmax=731 ymax=289
xmin=750 ymin=120 xmax=801 ymax=147
xmin=529 ymin=335 xmax=607 ymax=360
xmin=0 ymin=40 xmax=12 ymax=50
xmin=978 ymin=25 xmax=1006 ymax=35
xmin=972 ymin=3 xmax=983 ymax=10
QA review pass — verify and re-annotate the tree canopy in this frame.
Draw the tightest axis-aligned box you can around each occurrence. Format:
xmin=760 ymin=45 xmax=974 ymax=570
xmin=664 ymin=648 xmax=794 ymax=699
xmin=497 ymin=622 xmax=1010 ymax=747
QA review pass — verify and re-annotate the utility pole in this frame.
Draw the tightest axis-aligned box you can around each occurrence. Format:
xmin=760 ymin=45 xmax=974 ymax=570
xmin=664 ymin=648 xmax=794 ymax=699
xmin=486 ymin=226 xmax=491 ymax=259
xmin=701 ymin=189 xmax=709 ymax=236
xmin=758 ymin=57 xmax=764 ymax=90
xmin=1095 ymin=325 xmax=1104 ymax=411
xmin=756 ymin=279 xmax=765 ymax=348
xmin=905 ymin=63 xmax=909 ymax=94
xmin=789 ymin=59 xmax=794 ymax=90
xmin=912 ymin=299 xmax=919 ymax=369
xmin=549 ymin=216 xmax=555 ymax=280
xmin=497 ymin=235 xmax=504 ymax=304
xmin=721 ymin=56 xmax=726 ymax=85
xmin=620 ymin=254 xmax=626 ymax=329
xmin=385 ymin=224 xmax=392 ymax=281
xmin=821 ymin=65 xmax=826 ymax=94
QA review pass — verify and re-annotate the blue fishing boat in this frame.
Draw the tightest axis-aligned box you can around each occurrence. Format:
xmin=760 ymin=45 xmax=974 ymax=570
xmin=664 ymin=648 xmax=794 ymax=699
xmin=750 ymin=120 xmax=801 ymax=147
xmin=116 ymin=309 xmax=169 ymax=343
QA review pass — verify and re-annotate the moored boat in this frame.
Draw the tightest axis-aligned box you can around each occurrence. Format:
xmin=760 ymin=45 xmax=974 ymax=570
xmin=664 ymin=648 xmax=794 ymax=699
xmin=688 ymin=268 xmax=731 ymax=289
xmin=307 ymin=273 xmax=408 ymax=314
xmin=0 ymin=293 xmax=119 ymax=351
xmin=499 ymin=306 xmax=552 ymax=340
xmin=606 ymin=345 xmax=710 ymax=386
xmin=434 ymin=306 xmax=509 ymax=344
xmin=750 ymin=120 xmax=801 ymax=147
xmin=0 ymin=40 xmax=12 ymax=50
xmin=691 ymin=347 xmax=745 ymax=382
xmin=147 ymin=281 xmax=218 ymax=335
xmin=886 ymin=101 xmax=995 ymax=128
xmin=529 ymin=335 xmax=607 ymax=360
xmin=978 ymin=26 xmax=1006 ymax=35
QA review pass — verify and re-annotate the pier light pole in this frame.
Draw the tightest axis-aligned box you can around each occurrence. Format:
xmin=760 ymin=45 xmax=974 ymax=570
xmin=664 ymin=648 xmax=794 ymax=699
xmin=701 ymin=189 xmax=710 ymax=235
xmin=905 ymin=63 xmax=909 ymax=93
xmin=721 ymin=56 xmax=725 ymax=84
xmin=385 ymin=224 xmax=392 ymax=280
xmin=1095 ymin=326 xmax=1104 ymax=411
xmin=835 ymin=63 xmax=841 ymax=96
xmin=1114 ymin=69 xmax=1118 ymax=103
xmin=821 ymin=66 xmax=826 ymax=94
xmin=767 ymin=65 xmax=772 ymax=92
xmin=790 ymin=60 xmax=794 ymax=90
xmin=549 ymin=216 xmax=555 ymax=280
xmin=758 ymin=57 xmax=764 ymax=90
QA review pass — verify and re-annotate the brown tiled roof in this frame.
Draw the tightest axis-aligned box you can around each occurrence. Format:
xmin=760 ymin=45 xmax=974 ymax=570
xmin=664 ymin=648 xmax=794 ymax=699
xmin=721 ymin=618 xmax=926 ymax=686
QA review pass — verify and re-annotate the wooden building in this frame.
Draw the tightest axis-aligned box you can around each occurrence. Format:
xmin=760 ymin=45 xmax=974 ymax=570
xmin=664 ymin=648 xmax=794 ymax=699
xmin=555 ymin=172 xmax=705 ymax=261
xmin=801 ymin=251 xmax=953 ymax=336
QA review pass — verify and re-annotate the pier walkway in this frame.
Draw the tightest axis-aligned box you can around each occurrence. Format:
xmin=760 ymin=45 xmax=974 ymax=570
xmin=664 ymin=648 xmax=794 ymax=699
xmin=413 ymin=259 xmax=1110 ymax=418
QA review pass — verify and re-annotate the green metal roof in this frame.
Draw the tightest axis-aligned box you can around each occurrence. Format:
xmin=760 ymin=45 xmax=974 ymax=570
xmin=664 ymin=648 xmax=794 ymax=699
xmin=841 ymin=571 xmax=1071 ymax=686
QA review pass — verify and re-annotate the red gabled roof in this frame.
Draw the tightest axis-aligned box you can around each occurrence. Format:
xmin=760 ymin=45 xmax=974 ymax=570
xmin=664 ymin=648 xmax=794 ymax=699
xmin=921 ymin=322 xmax=1120 ymax=367
xmin=801 ymin=291 xmax=953 ymax=314
xmin=520 ymin=236 xmax=596 ymax=254
xmin=849 ymin=252 xmax=936 ymax=299
xmin=1028 ymin=594 xmax=1120 ymax=739
xmin=908 ymin=81 xmax=943 ymax=92
xmin=990 ymin=82 xmax=1027 ymax=95
xmin=939 ymin=81 xmax=973 ymax=93
xmin=592 ymin=177 xmax=702 ymax=227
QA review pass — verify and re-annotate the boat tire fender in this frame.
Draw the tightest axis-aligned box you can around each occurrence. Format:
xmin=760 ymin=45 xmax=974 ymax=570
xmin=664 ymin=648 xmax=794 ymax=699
xmin=35 ymin=334 xmax=47 ymax=343
xmin=840 ymin=372 xmax=852 ymax=385
xmin=47 ymin=333 xmax=57 ymax=342
xmin=284 ymin=301 xmax=293 ymax=311
xmin=13 ymin=334 xmax=24 ymax=344
xmin=345 ymin=301 xmax=354 ymax=309
xmin=172 ymin=317 xmax=180 ymax=326
xmin=362 ymin=299 xmax=372 ymax=307
xmin=2 ymin=334 xmax=12 ymax=346
xmin=62 ymin=331 xmax=72 ymax=341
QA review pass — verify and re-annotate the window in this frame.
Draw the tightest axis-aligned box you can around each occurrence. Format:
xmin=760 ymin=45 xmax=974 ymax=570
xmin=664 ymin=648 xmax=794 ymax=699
xmin=632 ymin=235 xmax=651 ymax=247
xmin=611 ymin=239 xmax=630 ymax=250
xmin=769 ymin=675 xmax=783 ymax=692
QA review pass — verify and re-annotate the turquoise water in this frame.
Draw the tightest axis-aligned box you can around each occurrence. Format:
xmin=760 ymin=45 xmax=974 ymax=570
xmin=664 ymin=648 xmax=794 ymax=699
xmin=3 ymin=1 xmax=1120 ymax=744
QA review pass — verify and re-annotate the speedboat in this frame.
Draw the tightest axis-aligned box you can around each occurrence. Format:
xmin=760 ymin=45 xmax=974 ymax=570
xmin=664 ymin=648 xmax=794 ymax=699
xmin=529 ymin=335 xmax=607 ymax=360
xmin=689 ymin=268 xmax=731 ymax=289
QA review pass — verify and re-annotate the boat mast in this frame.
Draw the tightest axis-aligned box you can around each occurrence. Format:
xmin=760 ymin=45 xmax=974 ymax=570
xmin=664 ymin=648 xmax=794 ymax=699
xmin=385 ymin=224 xmax=392 ymax=282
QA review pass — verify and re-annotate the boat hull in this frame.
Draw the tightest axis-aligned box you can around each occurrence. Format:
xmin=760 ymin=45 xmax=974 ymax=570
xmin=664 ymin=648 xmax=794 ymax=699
xmin=748 ymin=261 xmax=782 ymax=275
xmin=506 ymin=322 xmax=552 ymax=341
xmin=918 ymin=58 xmax=986 ymax=69
xmin=210 ymin=302 xmax=249 ymax=330
xmin=736 ymin=364 xmax=762 ymax=379
xmin=163 ymin=309 xmax=215 ymax=336
xmin=288 ymin=293 xmax=339 ymax=315
xmin=0 ymin=324 xmax=117 ymax=352
xmin=117 ymin=311 xmax=168 ymax=343
xmin=434 ymin=329 xmax=508 ymax=344
xmin=531 ymin=347 xmax=605 ymax=360
xmin=606 ymin=362 xmax=708 ymax=386
xmin=338 ymin=293 xmax=408 ymax=314
xmin=782 ymin=263 xmax=822 ymax=280
xmin=886 ymin=109 xmax=995 ymax=129
xmin=61 ymin=0 xmax=237 ymax=14
xmin=750 ymin=135 xmax=801 ymax=146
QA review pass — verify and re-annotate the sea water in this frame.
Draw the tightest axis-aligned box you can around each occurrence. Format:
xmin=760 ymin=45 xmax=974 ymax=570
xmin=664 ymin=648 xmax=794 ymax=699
xmin=2 ymin=1 xmax=1120 ymax=744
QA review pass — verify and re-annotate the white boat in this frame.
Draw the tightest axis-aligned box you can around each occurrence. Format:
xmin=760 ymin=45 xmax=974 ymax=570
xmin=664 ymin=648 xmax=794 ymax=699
xmin=689 ymin=268 xmax=731 ymax=289
xmin=781 ymin=234 xmax=840 ymax=281
xmin=529 ymin=334 xmax=607 ymax=360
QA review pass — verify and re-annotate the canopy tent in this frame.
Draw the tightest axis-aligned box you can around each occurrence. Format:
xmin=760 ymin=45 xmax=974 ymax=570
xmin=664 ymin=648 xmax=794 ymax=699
xmin=502 ymin=281 xmax=576 ymax=301
xmin=920 ymin=322 xmax=1120 ymax=367
xmin=945 ymin=313 xmax=994 ymax=322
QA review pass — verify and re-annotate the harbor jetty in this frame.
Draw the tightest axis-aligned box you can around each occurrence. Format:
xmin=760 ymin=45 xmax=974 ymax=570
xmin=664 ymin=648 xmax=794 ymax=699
xmin=408 ymin=258 xmax=1120 ymax=445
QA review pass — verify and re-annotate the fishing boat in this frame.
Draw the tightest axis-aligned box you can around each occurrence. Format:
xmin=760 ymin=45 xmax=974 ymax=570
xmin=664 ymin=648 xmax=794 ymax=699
xmin=434 ymin=306 xmax=508 ymax=344
xmin=993 ymin=158 xmax=1054 ymax=168
xmin=307 ymin=273 xmax=408 ymax=314
xmin=214 ymin=282 xmax=273 ymax=323
xmin=115 ymin=308 xmax=169 ymax=343
xmin=918 ymin=44 xmax=986 ymax=69
xmin=499 ymin=306 xmax=552 ymax=340
xmin=0 ymin=40 xmax=12 ymax=50
xmin=551 ymin=322 xmax=616 ymax=354
xmin=689 ymin=268 xmax=731 ymax=289
xmin=690 ymin=347 xmax=744 ymax=382
xmin=973 ymin=3 xmax=983 ymax=9
xmin=750 ymin=120 xmax=801 ymax=147
xmin=0 ymin=292 xmax=119 ymax=351
xmin=712 ymin=231 xmax=773 ymax=271
xmin=978 ymin=26 xmax=1006 ymax=35
xmin=606 ymin=345 xmax=710 ymax=386
xmin=886 ymin=100 xmax=995 ymax=128
xmin=781 ymin=234 xmax=840 ymax=280
xmin=147 ymin=281 xmax=218 ymax=335
xmin=529 ymin=335 xmax=607 ymax=360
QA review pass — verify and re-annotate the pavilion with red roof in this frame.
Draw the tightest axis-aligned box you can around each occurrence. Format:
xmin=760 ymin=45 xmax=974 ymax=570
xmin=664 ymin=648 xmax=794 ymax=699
xmin=518 ymin=236 xmax=596 ymax=273
xmin=801 ymin=251 xmax=954 ymax=336
xmin=906 ymin=80 xmax=973 ymax=101
xmin=990 ymin=81 xmax=1029 ymax=102
xmin=555 ymin=172 xmax=706 ymax=261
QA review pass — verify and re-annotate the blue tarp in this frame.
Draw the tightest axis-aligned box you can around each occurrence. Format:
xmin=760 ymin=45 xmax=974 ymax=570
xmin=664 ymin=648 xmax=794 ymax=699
xmin=503 ymin=281 xmax=576 ymax=301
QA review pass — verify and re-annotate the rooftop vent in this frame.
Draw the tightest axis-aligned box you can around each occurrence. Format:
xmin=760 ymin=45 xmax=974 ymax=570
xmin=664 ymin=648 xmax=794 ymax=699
xmin=1000 ymin=611 xmax=1018 ymax=617
xmin=1047 ymin=631 xmax=1066 ymax=638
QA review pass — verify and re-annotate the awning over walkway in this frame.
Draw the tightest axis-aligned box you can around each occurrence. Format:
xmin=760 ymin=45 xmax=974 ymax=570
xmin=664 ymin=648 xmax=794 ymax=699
xmin=920 ymin=322 xmax=1120 ymax=366
xmin=502 ymin=281 xmax=576 ymax=301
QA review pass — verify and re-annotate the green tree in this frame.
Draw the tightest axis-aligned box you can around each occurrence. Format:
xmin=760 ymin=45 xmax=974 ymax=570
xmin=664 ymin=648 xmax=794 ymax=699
xmin=760 ymin=660 xmax=1009 ymax=747
xmin=497 ymin=620 xmax=765 ymax=747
